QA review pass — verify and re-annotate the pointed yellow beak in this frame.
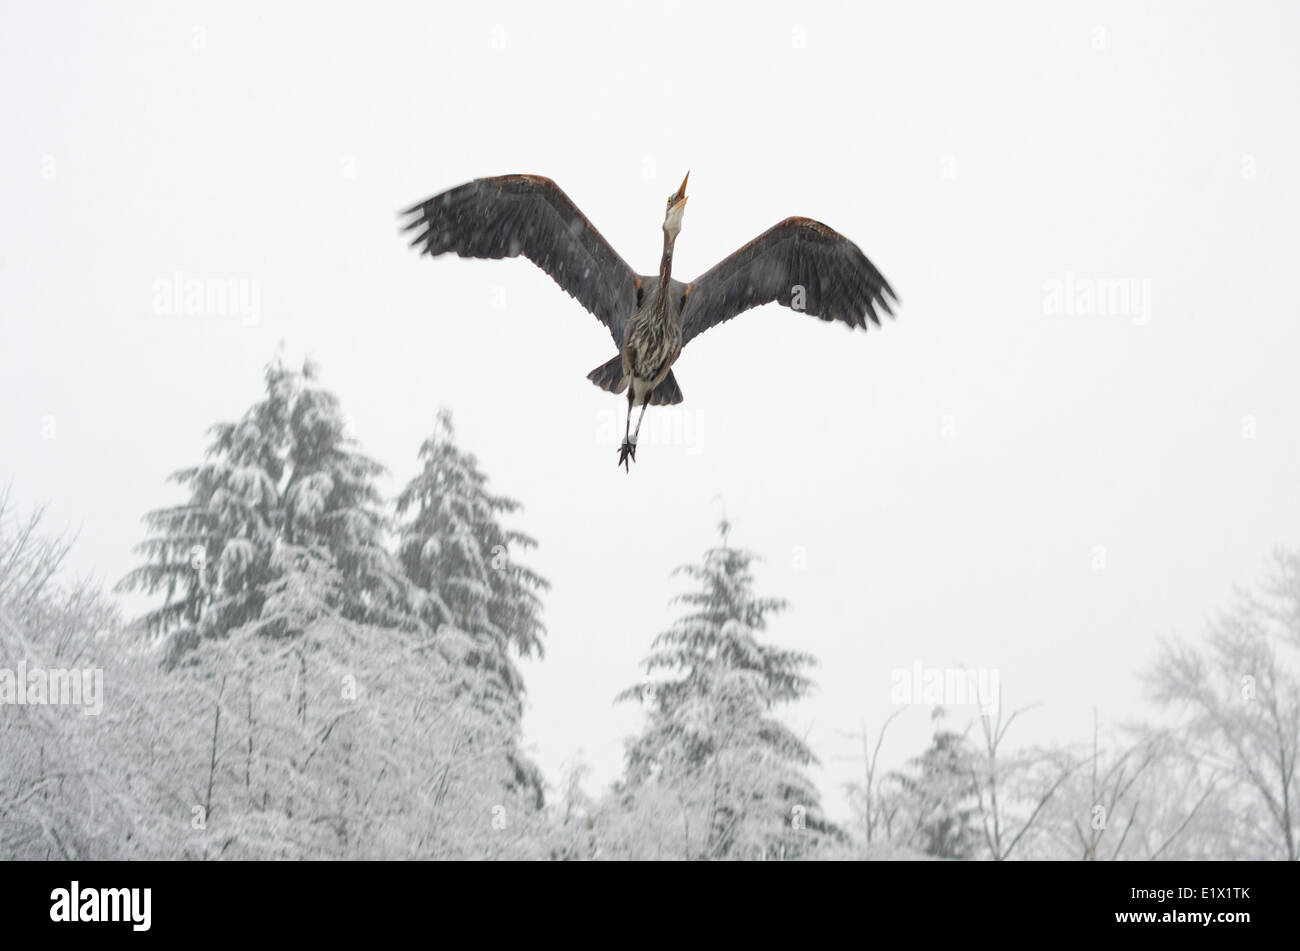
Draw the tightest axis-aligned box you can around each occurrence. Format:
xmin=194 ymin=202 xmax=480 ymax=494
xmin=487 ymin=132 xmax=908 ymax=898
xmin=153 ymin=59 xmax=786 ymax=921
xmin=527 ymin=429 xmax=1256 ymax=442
xmin=670 ymin=172 xmax=691 ymax=215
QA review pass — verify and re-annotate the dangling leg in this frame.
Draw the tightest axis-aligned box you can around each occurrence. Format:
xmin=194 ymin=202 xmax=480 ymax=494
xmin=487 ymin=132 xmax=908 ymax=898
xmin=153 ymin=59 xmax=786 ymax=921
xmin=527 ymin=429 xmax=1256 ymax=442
xmin=618 ymin=387 xmax=636 ymax=470
xmin=630 ymin=400 xmax=649 ymax=451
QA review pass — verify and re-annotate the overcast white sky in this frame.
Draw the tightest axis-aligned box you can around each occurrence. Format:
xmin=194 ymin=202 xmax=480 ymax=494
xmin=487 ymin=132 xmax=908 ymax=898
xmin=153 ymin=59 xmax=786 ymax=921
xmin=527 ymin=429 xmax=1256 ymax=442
xmin=3 ymin=0 xmax=1299 ymax=822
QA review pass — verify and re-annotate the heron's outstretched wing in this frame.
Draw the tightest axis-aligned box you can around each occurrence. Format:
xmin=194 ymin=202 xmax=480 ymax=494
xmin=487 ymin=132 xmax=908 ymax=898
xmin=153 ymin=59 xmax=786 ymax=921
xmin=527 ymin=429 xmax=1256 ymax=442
xmin=402 ymin=175 xmax=639 ymax=344
xmin=679 ymin=217 xmax=897 ymax=347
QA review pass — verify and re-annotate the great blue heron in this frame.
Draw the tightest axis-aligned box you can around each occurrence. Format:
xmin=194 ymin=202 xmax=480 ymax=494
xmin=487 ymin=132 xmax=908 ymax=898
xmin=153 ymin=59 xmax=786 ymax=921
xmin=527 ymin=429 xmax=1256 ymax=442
xmin=402 ymin=172 xmax=897 ymax=470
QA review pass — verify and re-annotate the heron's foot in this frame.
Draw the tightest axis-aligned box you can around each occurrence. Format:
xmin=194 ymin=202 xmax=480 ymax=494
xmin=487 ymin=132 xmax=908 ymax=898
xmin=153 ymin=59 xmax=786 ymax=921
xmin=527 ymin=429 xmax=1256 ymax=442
xmin=618 ymin=437 xmax=637 ymax=471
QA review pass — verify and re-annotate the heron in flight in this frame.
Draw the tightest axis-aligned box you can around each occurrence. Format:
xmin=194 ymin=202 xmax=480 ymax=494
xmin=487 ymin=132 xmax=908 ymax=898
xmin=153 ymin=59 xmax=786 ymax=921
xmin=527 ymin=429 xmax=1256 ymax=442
xmin=402 ymin=172 xmax=897 ymax=470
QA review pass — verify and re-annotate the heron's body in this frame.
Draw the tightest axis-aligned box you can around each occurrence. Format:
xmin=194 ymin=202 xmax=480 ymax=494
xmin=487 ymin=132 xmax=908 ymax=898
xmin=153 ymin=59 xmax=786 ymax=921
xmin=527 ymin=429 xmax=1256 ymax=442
xmin=622 ymin=299 xmax=682 ymax=405
xmin=401 ymin=171 xmax=897 ymax=469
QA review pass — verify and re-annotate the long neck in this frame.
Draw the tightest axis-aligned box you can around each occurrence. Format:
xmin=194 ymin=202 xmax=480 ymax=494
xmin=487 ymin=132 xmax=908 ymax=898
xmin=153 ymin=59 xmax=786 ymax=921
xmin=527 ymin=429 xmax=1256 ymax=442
xmin=653 ymin=229 xmax=677 ymax=310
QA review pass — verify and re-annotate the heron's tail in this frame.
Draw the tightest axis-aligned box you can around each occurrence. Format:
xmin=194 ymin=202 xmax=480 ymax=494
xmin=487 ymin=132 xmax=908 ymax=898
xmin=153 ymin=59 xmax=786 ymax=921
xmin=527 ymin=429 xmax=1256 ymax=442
xmin=587 ymin=355 xmax=628 ymax=394
xmin=647 ymin=370 xmax=683 ymax=405
xmin=587 ymin=357 xmax=684 ymax=405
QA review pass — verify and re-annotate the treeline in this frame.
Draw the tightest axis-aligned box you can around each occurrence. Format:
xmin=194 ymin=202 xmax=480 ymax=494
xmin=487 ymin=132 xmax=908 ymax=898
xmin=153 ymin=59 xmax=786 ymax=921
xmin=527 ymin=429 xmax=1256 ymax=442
xmin=0 ymin=357 xmax=831 ymax=859
xmin=1 ymin=357 xmax=1296 ymax=859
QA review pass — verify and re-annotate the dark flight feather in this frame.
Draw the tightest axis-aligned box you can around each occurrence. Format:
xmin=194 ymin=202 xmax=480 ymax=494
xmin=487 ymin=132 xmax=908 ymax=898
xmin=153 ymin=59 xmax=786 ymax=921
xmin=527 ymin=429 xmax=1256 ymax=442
xmin=678 ymin=216 xmax=897 ymax=347
xmin=402 ymin=175 xmax=639 ymax=344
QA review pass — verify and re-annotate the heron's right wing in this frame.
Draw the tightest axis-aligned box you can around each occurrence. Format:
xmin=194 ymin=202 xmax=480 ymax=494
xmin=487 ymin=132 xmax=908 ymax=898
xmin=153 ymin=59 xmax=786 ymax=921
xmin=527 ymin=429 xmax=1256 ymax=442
xmin=402 ymin=175 xmax=639 ymax=344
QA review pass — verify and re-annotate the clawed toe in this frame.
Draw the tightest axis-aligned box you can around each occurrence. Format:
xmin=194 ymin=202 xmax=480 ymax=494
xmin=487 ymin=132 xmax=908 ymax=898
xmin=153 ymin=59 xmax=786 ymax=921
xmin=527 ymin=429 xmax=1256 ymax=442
xmin=618 ymin=438 xmax=637 ymax=471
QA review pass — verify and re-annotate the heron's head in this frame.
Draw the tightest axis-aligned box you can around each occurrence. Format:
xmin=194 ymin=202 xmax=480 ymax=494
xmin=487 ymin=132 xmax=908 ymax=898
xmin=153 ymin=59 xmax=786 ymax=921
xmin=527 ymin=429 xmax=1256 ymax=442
xmin=663 ymin=171 xmax=689 ymax=238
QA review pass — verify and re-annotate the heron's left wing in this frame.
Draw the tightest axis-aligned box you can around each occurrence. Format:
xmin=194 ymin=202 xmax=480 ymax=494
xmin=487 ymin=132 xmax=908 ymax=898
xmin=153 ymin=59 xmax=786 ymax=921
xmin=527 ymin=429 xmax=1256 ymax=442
xmin=679 ymin=217 xmax=897 ymax=347
xmin=402 ymin=175 xmax=639 ymax=344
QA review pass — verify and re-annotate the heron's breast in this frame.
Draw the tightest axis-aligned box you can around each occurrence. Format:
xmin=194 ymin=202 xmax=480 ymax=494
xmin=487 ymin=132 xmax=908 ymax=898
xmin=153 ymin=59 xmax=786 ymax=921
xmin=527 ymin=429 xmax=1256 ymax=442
xmin=624 ymin=319 xmax=681 ymax=385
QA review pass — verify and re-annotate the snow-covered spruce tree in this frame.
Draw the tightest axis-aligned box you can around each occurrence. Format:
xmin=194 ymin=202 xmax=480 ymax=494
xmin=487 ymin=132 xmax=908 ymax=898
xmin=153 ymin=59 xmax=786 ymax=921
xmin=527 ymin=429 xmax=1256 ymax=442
xmin=613 ymin=521 xmax=830 ymax=859
xmin=886 ymin=708 xmax=980 ymax=859
xmin=117 ymin=356 xmax=408 ymax=665
xmin=276 ymin=363 xmax=407 ymax=631
xmin=395 ymin=409 xmax=548 ymax=805
xmin=115 ymin=358 xmax=293 ymax=663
